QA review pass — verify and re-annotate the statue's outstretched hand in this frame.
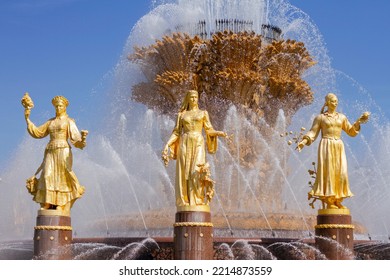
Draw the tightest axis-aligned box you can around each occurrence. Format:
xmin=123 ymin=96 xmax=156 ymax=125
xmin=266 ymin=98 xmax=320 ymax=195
xmin=296 ymin=139 xmax=307 ymax=152
xmin=217 ymin=131 xmax=227 ymax=138
xmin=358 ymin=112 xmax=370 ymax=124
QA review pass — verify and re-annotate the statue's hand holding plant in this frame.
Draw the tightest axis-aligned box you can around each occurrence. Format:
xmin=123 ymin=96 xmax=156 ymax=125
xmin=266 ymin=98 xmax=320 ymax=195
xmin=21 ymin=92 xmax=34 ymax=120
xmin=278 ymin=127 xmax=307 ymax=152
xmin=162 ymin=145 xmax=170 ymax=167
xmin=80 ymin=130 xmax=89 ymax=149
xmin=296 ymin=138 xmax=307 ymax=152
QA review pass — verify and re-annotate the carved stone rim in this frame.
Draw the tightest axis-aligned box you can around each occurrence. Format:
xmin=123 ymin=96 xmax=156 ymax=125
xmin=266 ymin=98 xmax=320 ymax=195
xmin=34 ymin=225 xmax=73 ymax=231
xmin=315 ymin=224 xmax=355 ymax=229
xmin=173 ymin=222 xmax=213 ymax=227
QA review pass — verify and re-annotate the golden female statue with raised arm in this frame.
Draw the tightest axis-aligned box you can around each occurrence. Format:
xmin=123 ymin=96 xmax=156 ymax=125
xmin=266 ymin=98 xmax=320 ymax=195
xmin=297 ymin=93 xmax=369 ymax=209
xmin=22 ymin=94 xmax=88 ymax=215
xmin=162 ymin=90 xmax=226 ymax=210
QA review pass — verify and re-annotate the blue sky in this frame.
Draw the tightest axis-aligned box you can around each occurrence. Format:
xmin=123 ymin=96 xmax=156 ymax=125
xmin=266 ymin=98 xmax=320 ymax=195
xmin=0 ymin=0 xmax=389 ymax=169
xmin=289 ymin=0 xmax=390 ymax=108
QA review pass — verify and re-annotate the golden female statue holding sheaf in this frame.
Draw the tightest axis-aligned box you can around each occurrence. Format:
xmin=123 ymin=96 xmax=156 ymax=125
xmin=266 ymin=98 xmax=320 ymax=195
xmin=297 ymin=93 xmax=370 ymax=210
xmin=162 ymin=90 xmax=226 ymax=210
xmin=22 ymin=93 xmax=88 ymax=215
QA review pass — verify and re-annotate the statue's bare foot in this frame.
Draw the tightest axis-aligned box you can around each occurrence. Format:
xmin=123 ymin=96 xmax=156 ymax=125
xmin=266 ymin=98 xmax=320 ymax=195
xmin=56 ymin=203 xmax=71 ymax=214
xmin=335 ymin=200 xmax=346 ymax=209
xmin=325 ymin=197 xmax=338 ymax=209
xmin=40 ymin=203 xmax=51 ymax=210
xmin=327 ymin=204 xmax=338 ymax=209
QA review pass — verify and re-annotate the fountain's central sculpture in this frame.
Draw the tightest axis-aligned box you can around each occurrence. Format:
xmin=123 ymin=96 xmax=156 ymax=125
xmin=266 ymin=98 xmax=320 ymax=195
xmin=129 ymin=29 xmax=315 ymax=127
xmin=128 ymin=24 xmax=317 ymax=229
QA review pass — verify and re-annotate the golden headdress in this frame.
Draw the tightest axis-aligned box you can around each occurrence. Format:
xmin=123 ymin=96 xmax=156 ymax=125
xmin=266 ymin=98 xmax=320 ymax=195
xmin=51 ymin=96 xmax=69 ymax=107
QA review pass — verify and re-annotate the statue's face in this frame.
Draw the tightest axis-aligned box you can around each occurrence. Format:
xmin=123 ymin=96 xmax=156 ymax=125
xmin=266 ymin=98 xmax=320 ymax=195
xmin=189 ymin=92 xmax=198 ymax=106
xmin=54 ymin=100 xmax=67 ymax=115
xmin=327 ymin=95 xmax=338 ymax=111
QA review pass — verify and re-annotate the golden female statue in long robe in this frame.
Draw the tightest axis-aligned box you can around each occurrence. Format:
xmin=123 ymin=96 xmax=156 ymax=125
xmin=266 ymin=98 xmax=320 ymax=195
xmin=297 ymin=93 xmax=369 ymax=209
xmin=23 ymin=94 xmax=87 ymax=214
xmin=162 ymin=90 xmax=226 ymax=210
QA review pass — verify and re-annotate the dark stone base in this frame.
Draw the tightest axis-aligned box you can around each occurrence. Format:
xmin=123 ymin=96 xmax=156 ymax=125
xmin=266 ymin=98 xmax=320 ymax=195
xmin=33 ymin=210 xmax=72 ymax=260
xmin=174 ymin=211 xmax=213 ymax=260
xmin=315 ymin=209 xmax=354 ymax=260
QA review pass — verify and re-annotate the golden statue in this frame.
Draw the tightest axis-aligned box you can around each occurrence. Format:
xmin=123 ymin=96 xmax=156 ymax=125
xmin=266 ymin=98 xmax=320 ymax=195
xmin=297 ymin=93 xmax=370 ymax=209
xmin=130 ymin=31 xmax=316 ymax=212
xmin=22 ymin=93 xmax=88 ymax=215
xmin=162 ymin=90 xmax=226 ymax=210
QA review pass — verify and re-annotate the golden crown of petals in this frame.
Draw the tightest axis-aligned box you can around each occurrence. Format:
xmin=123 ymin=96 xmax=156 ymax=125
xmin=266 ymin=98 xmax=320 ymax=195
xmin=51 ymin=95 xmax=69 ymax=107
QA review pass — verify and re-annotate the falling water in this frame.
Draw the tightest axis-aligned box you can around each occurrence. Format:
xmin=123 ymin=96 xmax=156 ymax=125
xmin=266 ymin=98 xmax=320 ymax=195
xmin=267 ymin=242 xmax=307 ymax=260
xmin=214 ymin=243 xmax=234 ymax=260
xmin=73 ymin=243 xmax=121 ymax=260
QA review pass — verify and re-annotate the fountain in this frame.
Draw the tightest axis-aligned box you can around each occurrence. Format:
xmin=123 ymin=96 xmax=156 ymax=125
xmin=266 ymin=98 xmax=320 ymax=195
xmin=0 ymin=0 xmax=389 ymax=260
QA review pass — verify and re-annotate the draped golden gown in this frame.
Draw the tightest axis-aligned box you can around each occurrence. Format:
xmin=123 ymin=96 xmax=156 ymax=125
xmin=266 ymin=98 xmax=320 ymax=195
xmin=303 ymin=112 xmax=359 ymax=201
xmin=26 ymin=115 xmax=85 ymax=207
xmin=166 ymin=110 xmax=218 ymax=207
